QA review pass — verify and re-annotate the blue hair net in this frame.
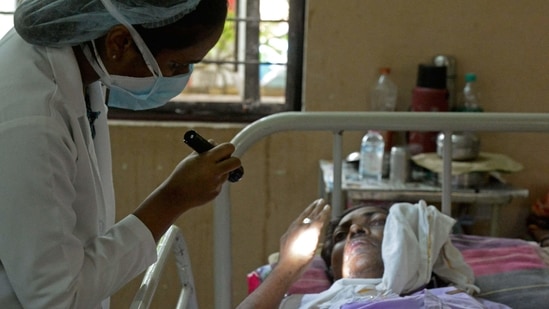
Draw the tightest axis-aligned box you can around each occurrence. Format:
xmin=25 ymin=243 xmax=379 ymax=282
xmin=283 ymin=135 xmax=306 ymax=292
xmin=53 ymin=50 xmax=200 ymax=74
xmin=14 ymin=0 xmax=201 ymax=47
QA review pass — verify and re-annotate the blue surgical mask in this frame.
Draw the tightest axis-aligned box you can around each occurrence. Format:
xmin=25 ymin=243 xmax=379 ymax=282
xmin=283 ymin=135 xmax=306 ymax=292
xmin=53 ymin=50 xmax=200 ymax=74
xmin=105 ymin=69 xmax=192 ymax=110
xmin=81 ymin=40 xmax=192 ymax=111
xmin=81 ymin=0 xmax=193 ymax=110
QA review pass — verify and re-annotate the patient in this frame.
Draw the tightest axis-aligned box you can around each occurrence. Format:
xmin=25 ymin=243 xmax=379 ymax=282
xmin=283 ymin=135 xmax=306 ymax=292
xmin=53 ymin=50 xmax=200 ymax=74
xmin=280 ymin=201 xmax=511 ymax=308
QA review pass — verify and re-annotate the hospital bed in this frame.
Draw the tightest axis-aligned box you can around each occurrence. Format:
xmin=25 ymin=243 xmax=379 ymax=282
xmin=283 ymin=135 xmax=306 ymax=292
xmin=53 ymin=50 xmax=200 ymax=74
xmin=137 ymin=111 xmax=549 ymax=308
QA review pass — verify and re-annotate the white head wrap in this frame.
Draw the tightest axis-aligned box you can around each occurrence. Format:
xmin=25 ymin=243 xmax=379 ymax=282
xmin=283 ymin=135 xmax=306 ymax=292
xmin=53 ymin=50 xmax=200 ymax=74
xmin=379 ymin=200 xmax=479 ymax=294
xmin=14 ymin=0 xmax=201 ymax=47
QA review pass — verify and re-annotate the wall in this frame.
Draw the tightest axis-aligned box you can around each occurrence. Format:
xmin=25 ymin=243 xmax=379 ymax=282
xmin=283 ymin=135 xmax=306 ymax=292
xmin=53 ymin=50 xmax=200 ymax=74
xmin=111 ymin=1 xmax=549 ymax=308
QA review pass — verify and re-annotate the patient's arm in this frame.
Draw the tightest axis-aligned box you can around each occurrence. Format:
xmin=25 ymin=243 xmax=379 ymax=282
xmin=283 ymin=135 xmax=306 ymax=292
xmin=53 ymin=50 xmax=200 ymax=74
xmin=236 ymin=199 xmax=330 ymax=309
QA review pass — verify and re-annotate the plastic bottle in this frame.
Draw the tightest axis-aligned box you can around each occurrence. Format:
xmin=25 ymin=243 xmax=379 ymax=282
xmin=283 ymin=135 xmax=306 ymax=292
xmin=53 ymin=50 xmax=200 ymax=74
xmin=359 ymin=130 xmax=385 ymax=182
xmin=458 ymin=73 xmax=483 ymax=112
xmin=371 ymin=67 xmax=398 ymax=111
xmin=370 ymin=67 xmax=397 ymax=177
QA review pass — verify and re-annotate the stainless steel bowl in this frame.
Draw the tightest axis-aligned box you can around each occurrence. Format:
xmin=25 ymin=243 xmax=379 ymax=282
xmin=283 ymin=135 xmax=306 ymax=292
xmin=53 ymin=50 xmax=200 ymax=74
xmin=436 ymin=132 xmax=480 ymax=161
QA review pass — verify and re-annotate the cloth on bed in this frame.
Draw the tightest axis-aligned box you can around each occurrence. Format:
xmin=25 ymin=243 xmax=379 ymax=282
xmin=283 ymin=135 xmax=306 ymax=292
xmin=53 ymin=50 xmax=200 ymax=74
xmin=296 ymin=278 xmax=386 ymax=309
xmin=451 ymin=234 xmax=549 ymax=309
xmin=284 ymin=285 xmax=508 ymax=309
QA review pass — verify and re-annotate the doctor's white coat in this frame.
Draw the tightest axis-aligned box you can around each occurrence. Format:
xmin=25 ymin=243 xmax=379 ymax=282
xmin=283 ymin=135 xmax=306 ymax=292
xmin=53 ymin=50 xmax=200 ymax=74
xmin=0 ymin=29 xmax=157 ymax=308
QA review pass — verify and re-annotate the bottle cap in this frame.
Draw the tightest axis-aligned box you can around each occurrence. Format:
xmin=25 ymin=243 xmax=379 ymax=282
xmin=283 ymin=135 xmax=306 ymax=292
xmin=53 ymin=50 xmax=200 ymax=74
xmin=379 ymin=67 xmax=391 ymax=75
xmin=416 ymin=64 xmax=446 ymax=89
xmin=465 ymin=73 xmax=477 ymax=82
xmin=432 ymin=55 xmax=456 ymax=76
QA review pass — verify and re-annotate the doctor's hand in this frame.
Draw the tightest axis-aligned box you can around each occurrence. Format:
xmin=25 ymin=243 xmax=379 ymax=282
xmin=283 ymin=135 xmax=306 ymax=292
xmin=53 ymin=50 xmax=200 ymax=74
xmin=165 ymin=141 xmax=241 ymax=208
xmin=134 ymin=141 xmax=241 ymax=242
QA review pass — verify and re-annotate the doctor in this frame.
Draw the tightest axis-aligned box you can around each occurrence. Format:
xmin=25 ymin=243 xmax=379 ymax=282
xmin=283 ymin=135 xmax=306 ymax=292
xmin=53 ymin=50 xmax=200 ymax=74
xmin=0 ymin=0 xmax=240 ymax=307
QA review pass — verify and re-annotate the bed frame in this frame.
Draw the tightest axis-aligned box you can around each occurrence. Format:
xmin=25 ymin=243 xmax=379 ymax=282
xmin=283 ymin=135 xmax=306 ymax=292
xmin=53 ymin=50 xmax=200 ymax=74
xmin=131 ymin=225 xmax=198 ymax=309
xmin=212 ymin=111 xmax=549 ymax=309
xmin=131 ymin=111 xmax=549 ymax=308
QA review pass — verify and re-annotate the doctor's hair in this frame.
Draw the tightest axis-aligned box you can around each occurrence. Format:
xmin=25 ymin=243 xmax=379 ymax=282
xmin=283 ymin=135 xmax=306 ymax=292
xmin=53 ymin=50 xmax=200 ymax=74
xmin=135 ymin=0 xmax=228 ymax=56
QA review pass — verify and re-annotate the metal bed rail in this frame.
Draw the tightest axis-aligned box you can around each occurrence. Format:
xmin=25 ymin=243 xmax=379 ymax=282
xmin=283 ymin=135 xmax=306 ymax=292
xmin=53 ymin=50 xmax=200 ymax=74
xmin=213 ymin=111 xmax=549 ymax=309
xmin=131 ymin=225 xmax=198 ymax=309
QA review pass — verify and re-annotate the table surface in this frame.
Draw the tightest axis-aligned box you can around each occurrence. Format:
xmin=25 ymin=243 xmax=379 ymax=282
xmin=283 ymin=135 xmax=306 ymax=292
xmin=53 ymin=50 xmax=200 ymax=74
xmin=319 ymin=160 xmax=529 ymax=205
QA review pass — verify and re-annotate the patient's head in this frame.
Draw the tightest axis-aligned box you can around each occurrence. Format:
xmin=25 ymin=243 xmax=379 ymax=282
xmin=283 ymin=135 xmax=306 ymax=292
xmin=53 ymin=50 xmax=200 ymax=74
xmin=320 ymin=204 xmax=389 ymax=281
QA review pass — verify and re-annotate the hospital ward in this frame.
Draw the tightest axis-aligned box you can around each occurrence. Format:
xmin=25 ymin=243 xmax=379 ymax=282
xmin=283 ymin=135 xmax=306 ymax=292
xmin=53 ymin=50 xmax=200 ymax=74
xmin=0 ymin=0 xmax=549 ymax=308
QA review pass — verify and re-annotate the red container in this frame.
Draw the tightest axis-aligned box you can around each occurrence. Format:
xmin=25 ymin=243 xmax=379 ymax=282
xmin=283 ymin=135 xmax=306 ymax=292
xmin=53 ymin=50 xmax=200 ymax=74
xmin=410 ymin=87 xmax=449 ymax=112
xmin=408 ymin=87 xmax=449 ymax=155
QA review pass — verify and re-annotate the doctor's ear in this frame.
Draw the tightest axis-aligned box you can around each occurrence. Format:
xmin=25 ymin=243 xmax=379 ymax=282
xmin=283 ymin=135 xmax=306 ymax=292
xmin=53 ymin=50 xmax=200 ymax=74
xmin=104 ymin=25 xmax=135 ymax=61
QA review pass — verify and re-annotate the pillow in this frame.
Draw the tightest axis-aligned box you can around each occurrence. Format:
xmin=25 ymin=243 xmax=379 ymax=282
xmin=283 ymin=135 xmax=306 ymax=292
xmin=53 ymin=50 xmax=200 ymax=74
xmin=451 ymin=234 xmax=549 ymax=309
xmin=247 ymin=264 xmax=272 ymax=294
xmin=247 ymin=255 xmax=331 ymax=295
xmin=286 ymin=256 xmax=331 ymax=295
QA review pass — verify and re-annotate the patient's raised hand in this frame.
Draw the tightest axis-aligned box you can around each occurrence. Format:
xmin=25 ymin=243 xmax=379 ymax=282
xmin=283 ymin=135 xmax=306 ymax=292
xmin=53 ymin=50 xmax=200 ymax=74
xmin=277 ymin=199 xmax=331 ymax=280
xmin=236 ymin=199 xmax=330 ymax=309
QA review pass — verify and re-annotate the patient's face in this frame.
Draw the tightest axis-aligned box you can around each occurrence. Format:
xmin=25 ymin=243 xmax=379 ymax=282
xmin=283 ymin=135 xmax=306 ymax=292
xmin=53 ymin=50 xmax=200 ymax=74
xmin=330 ymin=206 xmax=387 ymax=280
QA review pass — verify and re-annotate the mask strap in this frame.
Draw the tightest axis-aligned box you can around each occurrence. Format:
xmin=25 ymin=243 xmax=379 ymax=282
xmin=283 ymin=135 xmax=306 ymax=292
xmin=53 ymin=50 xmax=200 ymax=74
xmin=99 ymin=0 xmax=163 ymax=78
xmin=80 ymin=42 xmax=114 ymax=87
xmin=91 ymin=40 xmax=114 ymax=84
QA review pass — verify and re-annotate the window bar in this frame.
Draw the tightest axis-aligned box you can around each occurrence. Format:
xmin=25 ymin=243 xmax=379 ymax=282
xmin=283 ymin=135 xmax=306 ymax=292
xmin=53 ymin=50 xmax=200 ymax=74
xmin=286 ymin=0 xmax=305 ymax=111
xmin=228 ymin=17 xmax=288 ymax=23
xmin=201 ymin=59 xmax=286 ymax=66
xmin=244 ymin=0 xmax=260 ymax=105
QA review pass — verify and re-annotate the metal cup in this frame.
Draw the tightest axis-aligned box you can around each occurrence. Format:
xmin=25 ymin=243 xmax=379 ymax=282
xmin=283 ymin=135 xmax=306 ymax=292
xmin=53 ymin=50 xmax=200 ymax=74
xmin=390 ymin=146 xmax=410 ymax=184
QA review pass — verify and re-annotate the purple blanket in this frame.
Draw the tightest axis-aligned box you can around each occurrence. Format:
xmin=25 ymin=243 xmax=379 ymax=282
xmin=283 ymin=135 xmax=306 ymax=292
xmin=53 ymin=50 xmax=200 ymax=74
xmin=340 ymin=287 xmax=508 ymax=309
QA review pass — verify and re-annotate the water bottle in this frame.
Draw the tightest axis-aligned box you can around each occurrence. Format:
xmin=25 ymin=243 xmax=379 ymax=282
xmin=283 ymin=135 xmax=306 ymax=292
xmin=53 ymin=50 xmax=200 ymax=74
xmin=371 ymin=67 xmax=398 ymax=111
xmin=359 ymin=130 xmax=385 ymax=182
xmin=370 ymin=67 xmax=397 ymax=176
xmin=461 ymin=73 xmax=483 ymax=112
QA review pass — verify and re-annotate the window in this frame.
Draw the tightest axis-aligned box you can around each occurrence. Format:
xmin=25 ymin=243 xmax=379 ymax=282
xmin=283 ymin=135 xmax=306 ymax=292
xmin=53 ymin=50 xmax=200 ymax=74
xmin=2 ymin=0 xmax=305 ymax=124
xmin=0 ymin=1 xmax=16 ymax=39
xmin=109 ymin=0 xmax=305 ymax=123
